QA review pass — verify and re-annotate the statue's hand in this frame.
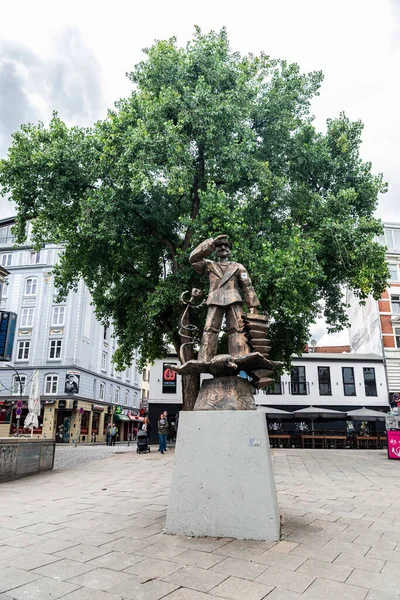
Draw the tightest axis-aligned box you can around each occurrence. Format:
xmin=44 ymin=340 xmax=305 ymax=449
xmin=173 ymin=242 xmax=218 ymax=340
xmin=249 ymin=307 xmax=259 ymax=315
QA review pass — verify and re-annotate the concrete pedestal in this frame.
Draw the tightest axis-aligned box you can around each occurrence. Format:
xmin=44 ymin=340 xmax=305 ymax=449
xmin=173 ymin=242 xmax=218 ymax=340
xmin=166 ymin=411 xmax=280 ymax=541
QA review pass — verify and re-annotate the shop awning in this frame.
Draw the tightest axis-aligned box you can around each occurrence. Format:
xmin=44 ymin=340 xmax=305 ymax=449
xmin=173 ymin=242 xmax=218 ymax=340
xmin=113 ymin=413 xmax=130 ymax=422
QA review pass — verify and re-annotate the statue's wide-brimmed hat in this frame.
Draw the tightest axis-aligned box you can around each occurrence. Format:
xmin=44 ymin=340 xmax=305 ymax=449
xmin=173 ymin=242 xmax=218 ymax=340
xmin=214 ymin=236 xmax=231 ymax=248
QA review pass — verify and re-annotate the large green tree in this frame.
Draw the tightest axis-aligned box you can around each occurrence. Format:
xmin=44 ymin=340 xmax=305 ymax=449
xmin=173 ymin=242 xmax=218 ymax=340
xmin=0 ymin=28 xmax=388 ymax=409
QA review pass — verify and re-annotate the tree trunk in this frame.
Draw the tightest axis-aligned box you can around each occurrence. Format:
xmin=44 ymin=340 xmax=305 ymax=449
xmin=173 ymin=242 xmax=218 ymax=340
xmin=182 ymin=372 xmax=200 ymax=411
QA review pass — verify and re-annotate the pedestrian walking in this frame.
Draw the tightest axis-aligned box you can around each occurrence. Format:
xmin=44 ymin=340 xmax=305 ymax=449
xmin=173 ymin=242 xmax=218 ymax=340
xmin=158 ymin=412 xmax=168 ymax=454
xmin=105 ymin=423 xmax=111 ymax=446
xmin=110 ymin=424 xmax=118 ymax=446
xmin=133 ymin=426 xmax=138 ymax=441
xmin=142 ymin=417 xmax=152 ymax=442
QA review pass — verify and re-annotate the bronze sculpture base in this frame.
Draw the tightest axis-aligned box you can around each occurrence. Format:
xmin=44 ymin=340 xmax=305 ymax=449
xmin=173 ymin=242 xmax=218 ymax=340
xmin=193 ymin=376 xmax=256 ymax=411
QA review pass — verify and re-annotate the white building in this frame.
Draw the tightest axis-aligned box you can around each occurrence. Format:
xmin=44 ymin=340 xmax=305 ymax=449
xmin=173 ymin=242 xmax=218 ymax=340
xmin=0 ymin=216 xmax=143 ymax=442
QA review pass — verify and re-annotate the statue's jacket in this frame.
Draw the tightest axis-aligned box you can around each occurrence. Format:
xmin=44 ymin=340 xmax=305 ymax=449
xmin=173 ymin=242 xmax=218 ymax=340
xmin=189 ymin=238 xmax=260 ymax=308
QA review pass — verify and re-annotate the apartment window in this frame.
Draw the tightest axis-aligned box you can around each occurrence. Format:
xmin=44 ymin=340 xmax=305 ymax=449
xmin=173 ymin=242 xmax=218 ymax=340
xmin=109 ymin=384 xmax=113 ymax=401
xmin=17 ymin=340 xmax=30 ymax=360
xmin=389 ymin=264 xmax=399 ymax=281
xmin=143 ymin=368 xmax=147 ymax=382
xmin=291 ymin=366 xmax=307 ymax=395
xmin=45 ymin=374 xmax=58 ymax=395
xmin=12 ymin=374 xmax=26 ymax=395
xmin=49 ymin=339 xmax=62 ymax=359
xmin=134 ymin=366 xmax=138 ymax=384
xmin=1 ymin=254 xmax=12 ymax=267
xmin=391 ymin=295 xmax=400 ymax=315
xmin=2 ymin=281 xmax=8 ymax=298
xmin=125 ymin=368 xmax=130 ymax=381
xmin=0 ymin=224 xmax=15 ymax=244
xmin=342 ymin=367 xmax=356 ymax=396
xmin=101 ymin=352 xmax=107 ymax=371
xmin=115 ymin=387 xmax=120 ymax=404
xmin=25 ymin=277 xmax=38 ymax=296
xmin=21 ymin=308 xmax=34 ymax=328
xmin=382 ymin=228 xmax=400 ymax=251
xmin=52 ymin=306 xmax=65 ymax=326
xmin=318 ymin=366 xmax=332 ymax=395
xmin=363 ymin=368 xmax=377 ymax=397
xmin=264 ymin=378 xmax=282 ymax=394
xmin=103 ymin=326 xmax=108 ymax=341
xmin=29 ymin=251 xmax=41 ymax=264
xmin=125 ymin=390 xmax=129 ymax=406
xmin=396 ymin=328 xmax=400 ymax=349
xmin=99 ymin=382 xmax=105 ymax=400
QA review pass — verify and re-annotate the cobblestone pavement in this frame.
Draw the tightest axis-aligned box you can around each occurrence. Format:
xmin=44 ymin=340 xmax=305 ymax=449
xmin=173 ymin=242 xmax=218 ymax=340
xmin=1 ymin=448 xmax=400 ymax=599
xmin=53 ymin=444 xmax=140 ymax=471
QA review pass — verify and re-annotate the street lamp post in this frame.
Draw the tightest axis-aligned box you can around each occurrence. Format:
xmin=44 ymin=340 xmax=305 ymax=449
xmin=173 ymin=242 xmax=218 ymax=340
xmin=7 ymin=364 xmax=23 ymax=435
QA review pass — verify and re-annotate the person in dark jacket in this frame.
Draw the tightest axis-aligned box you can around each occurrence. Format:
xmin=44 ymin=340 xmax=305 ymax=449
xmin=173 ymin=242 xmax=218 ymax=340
xmin=158 ymin=413 xmax=168 ymax=454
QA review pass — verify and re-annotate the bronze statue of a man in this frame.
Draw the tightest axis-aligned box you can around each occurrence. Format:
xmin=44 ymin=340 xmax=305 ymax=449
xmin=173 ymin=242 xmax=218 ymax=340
xmin=189 ymin=235 xmax=260 ymax=362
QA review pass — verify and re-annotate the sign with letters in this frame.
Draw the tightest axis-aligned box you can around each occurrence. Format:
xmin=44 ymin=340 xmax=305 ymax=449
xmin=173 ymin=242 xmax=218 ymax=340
xmin=162 ymin=363 xmax=177 ymax=394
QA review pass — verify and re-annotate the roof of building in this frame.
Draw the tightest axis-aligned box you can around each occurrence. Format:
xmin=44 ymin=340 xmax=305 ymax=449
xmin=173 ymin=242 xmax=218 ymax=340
xmin=314 ymin=345 xmax=351 ymax=353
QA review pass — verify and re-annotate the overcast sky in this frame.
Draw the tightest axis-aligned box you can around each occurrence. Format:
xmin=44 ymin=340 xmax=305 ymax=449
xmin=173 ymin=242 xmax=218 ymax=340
xmin=1 ymin=0 xmax=399 ymax=342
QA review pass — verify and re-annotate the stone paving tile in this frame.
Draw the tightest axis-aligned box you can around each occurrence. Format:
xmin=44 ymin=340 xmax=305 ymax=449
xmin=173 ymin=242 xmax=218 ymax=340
xmin=321 ymin=539 xmax=372 ymax=557
xmin=1 ymin=533 xmax=43 ymax=548
xmin=164 ymin=566 xmax=228 ymax=593
xmin=289 ymin=543 xmax=341 ymax=563
xmin=0 ymin=549 xmax=62 ymax=570
xmin=209 ymin=575 xmax=273 ymax=600
xmin=255 ymin=566 xmax=316 ymax=593
xmin=173 ymin=549 xmax=225 ymax=570
xmin=213 ymin=540 xmax=276 ymax=561
xmin=54 ymin=543 xmax=113 ymax=563
xmin=333 ymin=551 xmax=385 ymax=574
xmin=86 ymin=550 xmax=143 ymax=571
xmin=0 ymin=567 xmax=40 ymax=593
xmin=210 ymin=557 xmax=268 ymax=581
xmin=136 ymin=542 xmax=188 ymax=561
xmin=124 ymin=557 xmax=182 ymax=580
xmin=111 ymin=578 xmax=179 ymax=599
xmin=254 ymin=549 xmax=307 ymax=571
xmin=365 ymin=591 xmax=400 ymax=600
xmin=61 ymin=590 xmax=123 ymax=600
xmin=347 ymin=568 xmax=400 ymax=595
xmin=264 ymin=590 xmax=303 ymax=600
xmin=162 ymin=536 xmax=232 ymax=553
xmin=302 ymin=577 xmax=368 ymax=599
xmin=162 ymin=590 xmax=213 ymax=600
xmin=33 ymin=558 xmax=97 ymax=581
xmin=68 ymin=567 xmax=136 ymax=591
xmin=297 ymin=557 xmax=353 ymax=582
xmin=4 ymin=576 xmax=80 ymax=600
xmin=21 ymin=537 xmax=80 ymax=555
xmin=367 ymin=546 xmax=400 ymax=564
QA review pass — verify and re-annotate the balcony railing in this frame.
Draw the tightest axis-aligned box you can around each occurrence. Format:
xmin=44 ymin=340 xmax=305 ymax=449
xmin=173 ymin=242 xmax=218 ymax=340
xmin=289 ymin=381 xmax=310 ymax=395
xmin=264 ymin=382 xmax=284 ymax=395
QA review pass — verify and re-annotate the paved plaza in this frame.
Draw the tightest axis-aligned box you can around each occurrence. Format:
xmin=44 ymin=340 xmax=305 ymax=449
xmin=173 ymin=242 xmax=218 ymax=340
xmin=0 ymin=447 xmax=400 ymax=599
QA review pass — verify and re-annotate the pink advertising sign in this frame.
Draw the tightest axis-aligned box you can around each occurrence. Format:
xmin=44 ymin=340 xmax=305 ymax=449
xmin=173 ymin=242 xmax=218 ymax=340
xmin=387 ymin=430 xmax=400 ymax=460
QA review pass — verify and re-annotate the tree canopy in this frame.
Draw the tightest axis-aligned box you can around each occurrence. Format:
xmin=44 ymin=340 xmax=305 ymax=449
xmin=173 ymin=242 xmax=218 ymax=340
xmin=0 ymin=27 xmax=388 ymax=406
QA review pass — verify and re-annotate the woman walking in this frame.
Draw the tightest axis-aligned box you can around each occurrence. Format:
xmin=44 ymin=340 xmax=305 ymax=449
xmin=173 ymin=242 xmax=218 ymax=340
xmin=158 ymin=412 xmax=168 ymax=454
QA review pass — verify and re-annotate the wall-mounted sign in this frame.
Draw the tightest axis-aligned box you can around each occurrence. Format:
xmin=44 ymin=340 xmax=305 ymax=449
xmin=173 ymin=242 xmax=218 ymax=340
xmin=65 ymin=371 xmax=80 ymax=394
xmin=0 ymin=311 xmax=17 ymax=362
xmin=114 ymin=406 xmax=123 ymax=414
xmin=162 ymin=363 xmax=177 ymax=394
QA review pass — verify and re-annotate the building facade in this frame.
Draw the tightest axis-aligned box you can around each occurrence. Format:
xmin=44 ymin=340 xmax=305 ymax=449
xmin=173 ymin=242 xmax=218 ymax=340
xmin=347 ymin=222 xmax=400 ymax=400
xmin=0 ymin=217 xmax=142 ymax=442
xmin=148 ymin=351 xmax=388 ymax=436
